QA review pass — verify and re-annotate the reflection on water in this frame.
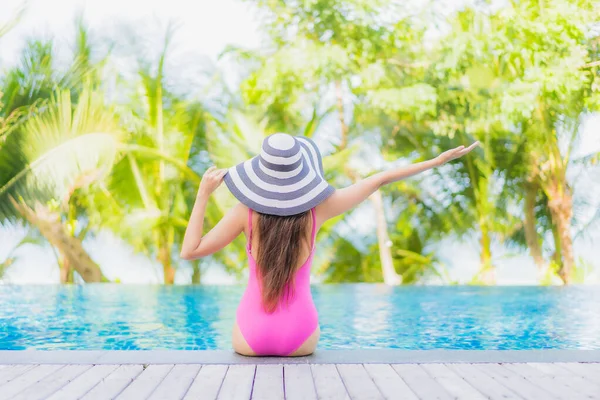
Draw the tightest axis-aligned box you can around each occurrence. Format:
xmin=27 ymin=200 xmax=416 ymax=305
xmin=0 ymin=285 xmax=599 ymax=350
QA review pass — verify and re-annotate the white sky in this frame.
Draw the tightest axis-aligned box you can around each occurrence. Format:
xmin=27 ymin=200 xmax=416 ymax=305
xmin=1 ymin=0 xmax=261 ymax=63
xmin=0 ymin=0 xmax=599 ymax=285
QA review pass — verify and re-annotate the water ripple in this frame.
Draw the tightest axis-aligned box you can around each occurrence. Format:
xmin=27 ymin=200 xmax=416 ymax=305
xmin=0 ymin=285 xmax=599 ymax=350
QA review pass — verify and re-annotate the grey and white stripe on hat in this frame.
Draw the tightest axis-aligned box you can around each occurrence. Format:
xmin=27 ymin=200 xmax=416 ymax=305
xmin=223 ymin=133 xmax=335 ymax=216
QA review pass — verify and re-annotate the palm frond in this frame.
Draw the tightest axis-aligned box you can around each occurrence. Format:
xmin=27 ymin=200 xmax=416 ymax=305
xmin=1 ymin=39 xmax=58 ymax=115
xmin=572 ymin=150 xmax=600 ymax=167
xmin=0 ymin=89 xmax=121 ymax=220
xmin=0 ymin=226 xmax=45 ymax=279
xmin=0 ymin=2 xmax=26 ymax=38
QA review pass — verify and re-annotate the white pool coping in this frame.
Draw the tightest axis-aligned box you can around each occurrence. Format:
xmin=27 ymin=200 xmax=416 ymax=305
xmin=1 ymin=350 xmax=600 ymax=364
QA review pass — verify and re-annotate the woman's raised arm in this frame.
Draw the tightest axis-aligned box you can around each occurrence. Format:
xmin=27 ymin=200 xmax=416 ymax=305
xmin=316 ymin=142 xmax=479 ymax=222
xmin=180 ymin=167 xmax=245 ymax=260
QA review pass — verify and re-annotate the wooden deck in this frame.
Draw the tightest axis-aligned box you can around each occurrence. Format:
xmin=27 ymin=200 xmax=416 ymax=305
xmin=0 ymin=362 xmax=598 ymax=399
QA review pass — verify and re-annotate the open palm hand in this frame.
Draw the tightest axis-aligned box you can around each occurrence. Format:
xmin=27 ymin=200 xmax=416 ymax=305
xmin=436 ymin=141 xmax=480 ymax=166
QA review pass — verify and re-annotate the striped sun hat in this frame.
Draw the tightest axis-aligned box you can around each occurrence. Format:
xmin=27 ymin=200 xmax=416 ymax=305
xmin=223 ymin=133 xmax=335 ymax=216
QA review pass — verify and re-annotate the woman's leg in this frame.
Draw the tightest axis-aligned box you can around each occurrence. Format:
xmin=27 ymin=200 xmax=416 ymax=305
xmin=289 ymin=326 xmax=320 ymax=357
xmin=232 ymin=322 xmax=256 ymax=356
xmin=232 ymin=323 xmax=320 ymax=357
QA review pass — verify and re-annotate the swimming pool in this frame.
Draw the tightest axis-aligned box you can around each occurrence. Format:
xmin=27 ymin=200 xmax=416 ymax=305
xmin=1 ymin=285 xmax=598 ymax=350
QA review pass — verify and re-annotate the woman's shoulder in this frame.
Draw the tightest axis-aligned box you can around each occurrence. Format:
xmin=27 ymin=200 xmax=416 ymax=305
xmin=232 ymin=202 xmax=249 ymax=217
xmin=230 ymin=202 xmax=252 ymax=228
xmin=220 ymin=202 xmax=249 ymax=226
xmin=314 ymin=191 xmax=338 ymax=225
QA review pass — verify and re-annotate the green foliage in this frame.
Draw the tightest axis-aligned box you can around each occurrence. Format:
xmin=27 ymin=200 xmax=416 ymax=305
xmin=368 ymin=84 xmax=437 ymax=117
xmin=319 ymin=235 xmax=383 ymax=283
xmin=1 ymin=19 xmax=107 ymax=116
xmin=95 ymin=31 xmax=206 ymax=280
xmin=0 ymin=89 xmax=121 ymax=221
xmin=1 ymin=0 xmax=599 ymax=285
xmin=571 ymin=257 xmax=597 ymax=284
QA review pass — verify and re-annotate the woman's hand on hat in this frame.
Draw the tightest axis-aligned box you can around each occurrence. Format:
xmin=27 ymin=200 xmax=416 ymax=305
xmin=198 ymin=166 xmax=227 ymax=197
xmin=435 ymin=141 xmax=480 ymax=166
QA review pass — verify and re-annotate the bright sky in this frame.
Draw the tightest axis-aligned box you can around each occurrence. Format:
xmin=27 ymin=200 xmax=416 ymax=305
xmin=1 ymin=0 xmax=261 ymax=63
xmin=1 ymin=0 xmax=599 ymax=285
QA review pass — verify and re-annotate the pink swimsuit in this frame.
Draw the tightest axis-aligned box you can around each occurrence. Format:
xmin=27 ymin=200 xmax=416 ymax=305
xmin=236 ymin=208 xmax=319 ymax=356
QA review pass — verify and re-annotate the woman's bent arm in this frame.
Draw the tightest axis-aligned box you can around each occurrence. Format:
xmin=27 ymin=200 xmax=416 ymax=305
xmin=180 ymin=167 xmax=245 ymax=260
xmin=317 ymin=142 xmax=479 ymax=222
xmin=180 ymin=193 xmax=210 ymax=259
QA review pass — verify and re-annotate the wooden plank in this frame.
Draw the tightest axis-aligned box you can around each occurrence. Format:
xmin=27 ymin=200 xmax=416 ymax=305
xmin=116 ymin=365 xmax=174 ymax=400
xmin=284 ymin=364 xmax=317 ymax=400
xmin=217 ymin=364 xmax=255 ymax=400
xmin=336 ymin=364 xmax=383 ymax=400
xmin=527 ymin=363 xmax=576 ymax=376
xmin=528 ymin=362 xmax=600 ymax=398
xmin=13 ymin=365 xmax=92 ymax=400
xmin=502 ymin=363 xmax=547 ymax=378
xmin=363 ymin=364 xmax=417 ymax=400
xmin=81 ymin=365 xmax=144 ymax=400
xmin=251 ymin=365 xmax=284 ymax=400
xmin=421 ymin=363 xmax=486 ymax=400
xmin=448 ymin=363 xmax=523 ymax=400
xmin=555 ymin=362 xmax=600 ymax=383
xmin=551 ymin=376 xmax=600 ymax=399
xmin=310 ymin=364 xmax=349 ymax=400
xmin=585 ymin=363 xmax=600 ymax=374
xmin=0 ymin=365 xmax=35 ymax=385
xmin=502 ymin=363 xmax=588 ymax=400
xmin=149 ymin=364 xmax=201 ymax=400
xmin=475 ymin=363 xmax=558 ymax=400
xmin=0 ymin=365 xmax=63 ymax=400
xmin=47 ymin=365 xmax=119 ymax=400
xmin=392 ymin=364 xmax=453 ymax=400
xmin=184 ymin=365 xmax=228 ymax=400
xmin=539 ymin=364 xmax=600 ymax=399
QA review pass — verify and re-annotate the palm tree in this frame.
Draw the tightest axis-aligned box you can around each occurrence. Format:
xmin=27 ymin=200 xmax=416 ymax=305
xmin=0 ymin=88 xmax=120 ymax=282
xmin=97 ymin=30 xmax=205 ymax=284
xmin=0 ymin=18 xmax=115 ymax=283
xmin=2 ymin=17 xmax=106 ymax=116
xmin=473 ymin=0 xmax=600 ymax=284
xmin=522 ymin=118 xmax=600 ymax=283
xmin=316 ymin=179 xmax=451 ymax=284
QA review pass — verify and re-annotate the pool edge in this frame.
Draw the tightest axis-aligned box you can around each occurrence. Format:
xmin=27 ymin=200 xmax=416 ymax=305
xmin=1 ymin=350 xmax=600 ymax=364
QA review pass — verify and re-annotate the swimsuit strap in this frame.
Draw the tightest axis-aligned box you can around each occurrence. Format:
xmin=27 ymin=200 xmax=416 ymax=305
xmin=248 ymin=208 xmax=253 ymax=251
xmin=310 ymin=208 xmax=317 ymax=245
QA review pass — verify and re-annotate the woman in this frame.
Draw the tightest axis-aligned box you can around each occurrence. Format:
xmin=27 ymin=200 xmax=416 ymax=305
xmin=181 ymin=133 xmax=478 ymax=356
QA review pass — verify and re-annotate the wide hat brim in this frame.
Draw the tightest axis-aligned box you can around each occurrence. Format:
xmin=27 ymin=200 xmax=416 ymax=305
xmin=224 ymin=135 xmax=335 ymax=216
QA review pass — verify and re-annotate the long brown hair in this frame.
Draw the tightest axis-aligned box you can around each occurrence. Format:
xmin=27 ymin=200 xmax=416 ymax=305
xmin=255 ymin=210 xmax=311 ymax=313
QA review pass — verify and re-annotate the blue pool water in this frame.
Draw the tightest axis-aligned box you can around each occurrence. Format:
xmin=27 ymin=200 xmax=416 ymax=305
xmin=0 ymin=285 xmax=599 ymax=350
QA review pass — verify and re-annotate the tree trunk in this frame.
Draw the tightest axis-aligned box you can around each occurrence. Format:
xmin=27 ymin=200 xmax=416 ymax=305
xmin=191 ymin=263 xmax=201 ymax=284
xmin=336 ymin=79 xmax=399 ymax=285
xmin=369 ymin=189 xmax=402 ymax=285
xmin=523 ymin=183 xmax=548 ymax=282
xmin=476 ymin=221 xmax=496 ymax=285
xmin=546 ymin=183 xmax=574 ymax=284
xmin=11 ymin=200 xmax=105 ymax=283
xmin=59 ymin=256 xmax=74 ymax=284
xmin=159 ymin=242 xmax=175 ymax=285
